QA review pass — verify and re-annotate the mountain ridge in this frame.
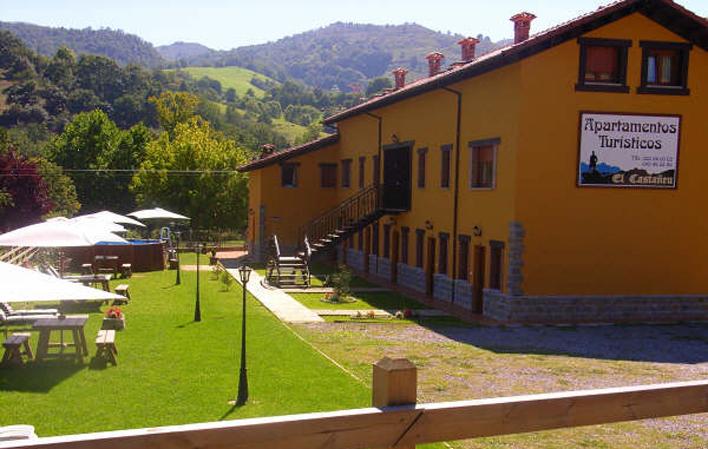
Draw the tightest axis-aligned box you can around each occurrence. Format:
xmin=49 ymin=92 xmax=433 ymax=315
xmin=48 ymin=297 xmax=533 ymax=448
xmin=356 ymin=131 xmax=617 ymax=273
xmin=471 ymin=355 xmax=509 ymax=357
xmin=0 ymin=21 xmax=164 ymax=68
xmin=159 ymin=22 xmax=510 ymax=89
xmin=1 ymin=20 xmax=510 ymax=90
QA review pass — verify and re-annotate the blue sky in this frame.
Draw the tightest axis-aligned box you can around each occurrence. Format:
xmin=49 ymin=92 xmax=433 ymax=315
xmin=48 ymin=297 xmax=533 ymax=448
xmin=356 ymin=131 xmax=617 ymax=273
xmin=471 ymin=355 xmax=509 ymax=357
xmin=1 ymin=0 xmax=706 ymax=50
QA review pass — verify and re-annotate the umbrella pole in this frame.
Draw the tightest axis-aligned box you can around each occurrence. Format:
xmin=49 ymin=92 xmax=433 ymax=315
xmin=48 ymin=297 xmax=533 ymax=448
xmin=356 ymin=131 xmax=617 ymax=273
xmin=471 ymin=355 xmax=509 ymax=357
xmin=59 ymin=251 xmax=65 ymax=277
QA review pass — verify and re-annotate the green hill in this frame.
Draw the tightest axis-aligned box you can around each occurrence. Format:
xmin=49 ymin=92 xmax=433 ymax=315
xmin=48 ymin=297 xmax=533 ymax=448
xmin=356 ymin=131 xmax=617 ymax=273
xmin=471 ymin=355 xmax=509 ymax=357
xmin=165 ymin=23 xmax=509 ymax=89
xmin=0 ymin=21 xmax=164 ymax=68
xmin=168 ymin=66 xmax=276 ymax=98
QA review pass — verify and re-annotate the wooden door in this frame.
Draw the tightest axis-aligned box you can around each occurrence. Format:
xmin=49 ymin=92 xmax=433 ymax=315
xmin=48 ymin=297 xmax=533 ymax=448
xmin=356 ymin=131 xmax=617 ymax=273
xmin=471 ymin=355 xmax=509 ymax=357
xmin=364 ymin=227 xmax=371 ymax=273
xmin=383 ymin=145 xmax=412 ymax=211
xmin=472 ymin=245 xmax=486 ymax=314
xmin=426 ymin=237 xmax=436 ymax=296
xmin=391 ymin=230 xmax=400 ymax=283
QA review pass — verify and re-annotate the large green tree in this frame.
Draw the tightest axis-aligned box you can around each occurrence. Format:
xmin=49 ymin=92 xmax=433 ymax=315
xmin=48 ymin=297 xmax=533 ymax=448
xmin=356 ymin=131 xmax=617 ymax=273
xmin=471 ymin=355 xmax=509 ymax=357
xmin=131 ymin=117 xmax=248 ymax=230
xmin=49 ymin=110 xmax=149 ymax=213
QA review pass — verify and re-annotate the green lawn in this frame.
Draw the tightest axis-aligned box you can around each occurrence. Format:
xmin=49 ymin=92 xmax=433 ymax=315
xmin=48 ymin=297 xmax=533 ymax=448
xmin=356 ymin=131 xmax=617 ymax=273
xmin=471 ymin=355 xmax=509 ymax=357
xmin=168 ymin=66 xmax=275 ymax=98
xmin=0 ymin=269 xmax=369 ymax=436
xmin=291 ymin=291 xmax=426 ymax=310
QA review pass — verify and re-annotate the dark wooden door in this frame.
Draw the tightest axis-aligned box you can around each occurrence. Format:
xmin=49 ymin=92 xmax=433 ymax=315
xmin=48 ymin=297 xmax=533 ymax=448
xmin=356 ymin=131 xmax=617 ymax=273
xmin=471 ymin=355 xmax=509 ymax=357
xmin=391 ymin=230 xmax=400 ymax=283
xmin=426 ymin=237 xmax=436 ymax=296
xmin=383 ymin=145 xmax=412 ymax=211
xmin=364 ymin=227 xmax=371 ymax=273
xmin=472 ymin=245 xmax=486 ymax=314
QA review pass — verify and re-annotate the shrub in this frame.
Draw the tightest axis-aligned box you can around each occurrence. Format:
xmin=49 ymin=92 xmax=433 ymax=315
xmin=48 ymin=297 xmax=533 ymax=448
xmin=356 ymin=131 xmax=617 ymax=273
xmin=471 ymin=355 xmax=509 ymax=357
xmin=329 ymin=265 xmax=352 ymax=300
xmin=219 ymin=269 xmax=233 ymax=291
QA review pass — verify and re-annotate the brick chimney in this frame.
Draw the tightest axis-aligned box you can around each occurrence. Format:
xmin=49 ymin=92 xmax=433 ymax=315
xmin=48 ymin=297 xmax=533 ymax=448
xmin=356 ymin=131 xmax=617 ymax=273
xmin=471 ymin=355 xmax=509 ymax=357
xmin=426 ymin=52 xmax=445 ymax=77
xmin=260 ymin=143 xmax=275 ymax=159
xmin=392 ymin=67 xmax=408 ymax=89
xmin=510 ymin=12 xmax=536 ymax=44
xmin=458 ymin=37 xmax=481 ymax=62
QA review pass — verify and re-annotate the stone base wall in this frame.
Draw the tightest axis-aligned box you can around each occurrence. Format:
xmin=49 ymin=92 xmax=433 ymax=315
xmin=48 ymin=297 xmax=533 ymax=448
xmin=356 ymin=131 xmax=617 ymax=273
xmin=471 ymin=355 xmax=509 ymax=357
xmin=398 ymin=263 xmax=426 ymax=293
xmin=369 ymin=256 xmax=391 ymax=280
xmin=454 ymin=280 xmax=473 ymax=310
xmin=484 ymin=290 xmax=708 ymax=323
xmin=367 ymin=255 xmax=377 ymax=276
xmin=433 ymin=274 xmax=453 ymax=302
xmin=346 ymin=249 xmax=366 ymax=272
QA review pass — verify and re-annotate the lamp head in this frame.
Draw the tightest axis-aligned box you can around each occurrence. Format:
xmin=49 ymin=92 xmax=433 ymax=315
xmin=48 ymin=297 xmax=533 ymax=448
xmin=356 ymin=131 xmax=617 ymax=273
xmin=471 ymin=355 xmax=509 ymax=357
xmin=238 ymin=265 xmax=252 ymax=284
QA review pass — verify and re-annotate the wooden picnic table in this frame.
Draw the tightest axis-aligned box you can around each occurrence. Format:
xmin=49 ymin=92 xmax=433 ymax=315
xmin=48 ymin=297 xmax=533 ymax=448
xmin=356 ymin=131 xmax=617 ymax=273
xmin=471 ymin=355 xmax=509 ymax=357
xmin=33 ymin=315 xmax=89 ymax=363
xmin=63 ymin=274 xmax=112 ymax=291
xmin=94 ymin=255 xmax=120 ymax=276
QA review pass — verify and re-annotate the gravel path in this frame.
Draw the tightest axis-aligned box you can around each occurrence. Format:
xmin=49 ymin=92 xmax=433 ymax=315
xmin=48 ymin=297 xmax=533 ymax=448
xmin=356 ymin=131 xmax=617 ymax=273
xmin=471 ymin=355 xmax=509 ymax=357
xmin=294 ymin=321 xmax=708 ymax=449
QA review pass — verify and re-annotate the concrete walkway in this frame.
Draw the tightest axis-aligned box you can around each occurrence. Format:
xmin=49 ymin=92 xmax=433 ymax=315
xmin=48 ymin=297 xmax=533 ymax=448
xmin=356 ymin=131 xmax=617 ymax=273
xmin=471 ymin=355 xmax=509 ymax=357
xmin=317 ymin=309 xmax=451 ymax=318
xmin=283 ymin=287 xmax=391 ymax=294
xmin=226 ymin=269 xmax=324 ymax=324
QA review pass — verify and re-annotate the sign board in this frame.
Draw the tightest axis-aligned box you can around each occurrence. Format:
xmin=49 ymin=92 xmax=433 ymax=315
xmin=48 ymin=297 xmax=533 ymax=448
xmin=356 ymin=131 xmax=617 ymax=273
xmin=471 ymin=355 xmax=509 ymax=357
xmin=578 ymin=113 xmax=680 ymax=188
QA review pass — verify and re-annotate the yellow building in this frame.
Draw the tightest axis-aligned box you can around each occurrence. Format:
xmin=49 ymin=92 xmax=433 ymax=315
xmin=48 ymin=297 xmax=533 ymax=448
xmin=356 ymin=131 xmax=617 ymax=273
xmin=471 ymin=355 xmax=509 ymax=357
xmin=240 ymin=0 xmax=708 ymax=323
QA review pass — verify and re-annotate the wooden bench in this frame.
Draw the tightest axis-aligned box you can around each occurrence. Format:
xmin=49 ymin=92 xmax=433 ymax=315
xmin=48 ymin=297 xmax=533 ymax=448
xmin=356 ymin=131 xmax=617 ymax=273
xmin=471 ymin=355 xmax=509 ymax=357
xmin=95 ymin=330 xmax=117 ymax=365
xmin=114 ymin=284 xmax=130 ymax=305
xmin=120 ymin=263 xmax=132 ymax=278
xmin=1 ymin=333 xmax=33 ymax=366
xmin=265 ymin=235 xmax=311 ymax=288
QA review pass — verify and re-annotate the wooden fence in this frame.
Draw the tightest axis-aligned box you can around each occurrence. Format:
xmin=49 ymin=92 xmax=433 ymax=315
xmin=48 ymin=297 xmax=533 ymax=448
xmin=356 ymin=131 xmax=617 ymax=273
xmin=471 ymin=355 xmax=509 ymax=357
xmin=1 ymin=357 xmax=706 ymax=449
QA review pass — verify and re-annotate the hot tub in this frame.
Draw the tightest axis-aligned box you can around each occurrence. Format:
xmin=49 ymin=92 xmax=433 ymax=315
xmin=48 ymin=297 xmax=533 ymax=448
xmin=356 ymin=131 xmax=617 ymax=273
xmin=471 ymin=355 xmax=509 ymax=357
xmin=65 ymin=240 xmax=166 ymax=272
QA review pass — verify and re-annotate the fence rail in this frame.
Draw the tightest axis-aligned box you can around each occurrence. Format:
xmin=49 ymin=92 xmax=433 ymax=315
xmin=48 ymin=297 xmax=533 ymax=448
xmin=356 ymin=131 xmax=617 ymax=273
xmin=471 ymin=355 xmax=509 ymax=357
xmin=1 ymin=359 xmax=705 ymax=449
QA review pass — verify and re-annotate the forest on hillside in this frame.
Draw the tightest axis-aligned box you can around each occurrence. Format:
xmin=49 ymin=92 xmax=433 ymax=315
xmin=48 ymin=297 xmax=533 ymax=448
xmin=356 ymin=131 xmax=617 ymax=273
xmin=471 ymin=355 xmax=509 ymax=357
xmin=0 ymin=21 xmax=165 ymax=68
xmin=163 ymin=23 xmax=508 ymax=89
xmin=0 ymin=30 xmax=367 ymax=233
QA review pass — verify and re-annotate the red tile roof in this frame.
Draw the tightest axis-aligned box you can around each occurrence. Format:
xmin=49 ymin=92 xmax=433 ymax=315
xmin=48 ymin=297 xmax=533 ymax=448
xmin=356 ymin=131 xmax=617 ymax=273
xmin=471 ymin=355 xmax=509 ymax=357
xmin=324 ymin=0 xmax=707 ymax=125
xmin=237 ymin=134 xmax=339 ymax=172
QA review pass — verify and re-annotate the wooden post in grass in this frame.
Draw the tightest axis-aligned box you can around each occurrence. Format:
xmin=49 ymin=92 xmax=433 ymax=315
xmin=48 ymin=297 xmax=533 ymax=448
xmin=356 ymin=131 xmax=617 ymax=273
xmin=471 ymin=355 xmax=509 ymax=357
xmin=373 ymin=357 xmax=417 ymax=449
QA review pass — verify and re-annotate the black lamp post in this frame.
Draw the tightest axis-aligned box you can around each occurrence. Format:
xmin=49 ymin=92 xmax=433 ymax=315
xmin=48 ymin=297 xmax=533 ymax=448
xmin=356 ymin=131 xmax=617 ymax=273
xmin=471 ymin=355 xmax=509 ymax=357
xmin=175 ymin=246 xmax=182 ymax=285
xmin=235 ymin=264 xmax=252 ymax=405
xmin=194 ymin=243 xmax=202 ymax=322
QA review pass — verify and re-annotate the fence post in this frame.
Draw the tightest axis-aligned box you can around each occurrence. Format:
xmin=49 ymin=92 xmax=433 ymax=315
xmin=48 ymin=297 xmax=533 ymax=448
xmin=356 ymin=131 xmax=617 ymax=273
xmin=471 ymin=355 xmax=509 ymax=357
xmin=373 ymin=357 xmax=418 ymax=449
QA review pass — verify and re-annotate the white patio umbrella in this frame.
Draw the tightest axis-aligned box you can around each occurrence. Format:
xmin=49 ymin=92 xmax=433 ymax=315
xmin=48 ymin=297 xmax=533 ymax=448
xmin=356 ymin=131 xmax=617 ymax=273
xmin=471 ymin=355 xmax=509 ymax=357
xmin=128 ymin=207 xmax=190 ymax=221
xmin=79 ymin=211 xmax=145 ymax=227
xmin=0 ymin=220 xmax=128 ymax=248
xmin=0 ymin=262 xmax=125 ymax=303
xmin=70 ymin=216 xmax=128 ymax=234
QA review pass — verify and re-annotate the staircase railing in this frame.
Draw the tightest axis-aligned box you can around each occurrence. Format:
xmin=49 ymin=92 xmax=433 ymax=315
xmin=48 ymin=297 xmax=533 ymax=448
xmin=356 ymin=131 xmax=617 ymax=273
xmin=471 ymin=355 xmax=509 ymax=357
xmin=298 ymin=184 xmax=381 ymax=247
xmin=0 ymin=246 xmax=38 ymax=265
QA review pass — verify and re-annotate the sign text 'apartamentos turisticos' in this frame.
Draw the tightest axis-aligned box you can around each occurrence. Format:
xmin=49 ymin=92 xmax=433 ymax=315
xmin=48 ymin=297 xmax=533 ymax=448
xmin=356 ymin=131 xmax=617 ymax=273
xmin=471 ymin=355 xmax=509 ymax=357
xmin=578 ymin=112 xmax=681 ymax=189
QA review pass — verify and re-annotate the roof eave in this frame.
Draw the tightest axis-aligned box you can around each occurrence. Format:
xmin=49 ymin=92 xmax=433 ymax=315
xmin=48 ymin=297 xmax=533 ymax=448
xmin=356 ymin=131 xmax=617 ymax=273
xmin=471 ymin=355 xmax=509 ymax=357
xmin=324 ymin=0 xmax=706 ymax=126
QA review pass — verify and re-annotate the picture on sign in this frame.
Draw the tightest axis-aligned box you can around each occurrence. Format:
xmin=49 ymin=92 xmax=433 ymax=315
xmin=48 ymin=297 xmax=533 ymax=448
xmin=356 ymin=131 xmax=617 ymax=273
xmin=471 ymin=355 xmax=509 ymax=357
xmin=578 ymin=113 xmax=680 ymax=188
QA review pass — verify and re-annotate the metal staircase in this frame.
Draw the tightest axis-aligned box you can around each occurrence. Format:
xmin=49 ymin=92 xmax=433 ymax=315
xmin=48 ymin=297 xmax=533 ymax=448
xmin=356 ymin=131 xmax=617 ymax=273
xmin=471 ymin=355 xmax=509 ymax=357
xmin=297 ymin=184 xmax=389 ymax=257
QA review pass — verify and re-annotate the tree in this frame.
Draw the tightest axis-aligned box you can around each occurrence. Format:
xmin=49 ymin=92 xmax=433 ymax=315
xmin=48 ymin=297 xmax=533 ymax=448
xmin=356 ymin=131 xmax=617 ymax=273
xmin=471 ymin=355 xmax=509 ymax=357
xmin=35 ymin=157 xmax=81 ymax=218
xmin=44 ymin=46 xmax=76 ymax=90
xmin=131 ymin=117 xmax=249 ymax=230
xmin=49 ymin=110 xmax=122 ymax=212
xmin=0 ymin=147 xmax=53 ymax=231
xmin=149 ymin=91 xmax=199 ymax=136
xmin=365 ymin=77 xmax=393 ymax=96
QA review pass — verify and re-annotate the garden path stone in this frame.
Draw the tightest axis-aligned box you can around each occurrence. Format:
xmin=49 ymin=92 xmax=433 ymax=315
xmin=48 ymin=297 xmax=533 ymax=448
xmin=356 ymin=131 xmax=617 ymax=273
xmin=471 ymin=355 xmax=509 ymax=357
xmin=226 ymin=270 xmax=324 ymax=324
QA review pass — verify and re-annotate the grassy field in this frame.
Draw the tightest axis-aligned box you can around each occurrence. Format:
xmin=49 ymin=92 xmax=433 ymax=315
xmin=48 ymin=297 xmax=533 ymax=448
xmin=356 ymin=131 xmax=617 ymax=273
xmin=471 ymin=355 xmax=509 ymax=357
xmin=272 ymin=117 xmax=310 ymax=142
xmin=208 ymin=100 xmax=310 ymax=144
xmin=0 ymin=269 xmax=370 ymax=436
xmin=170 ymin=66 xmax=275 ymax=98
